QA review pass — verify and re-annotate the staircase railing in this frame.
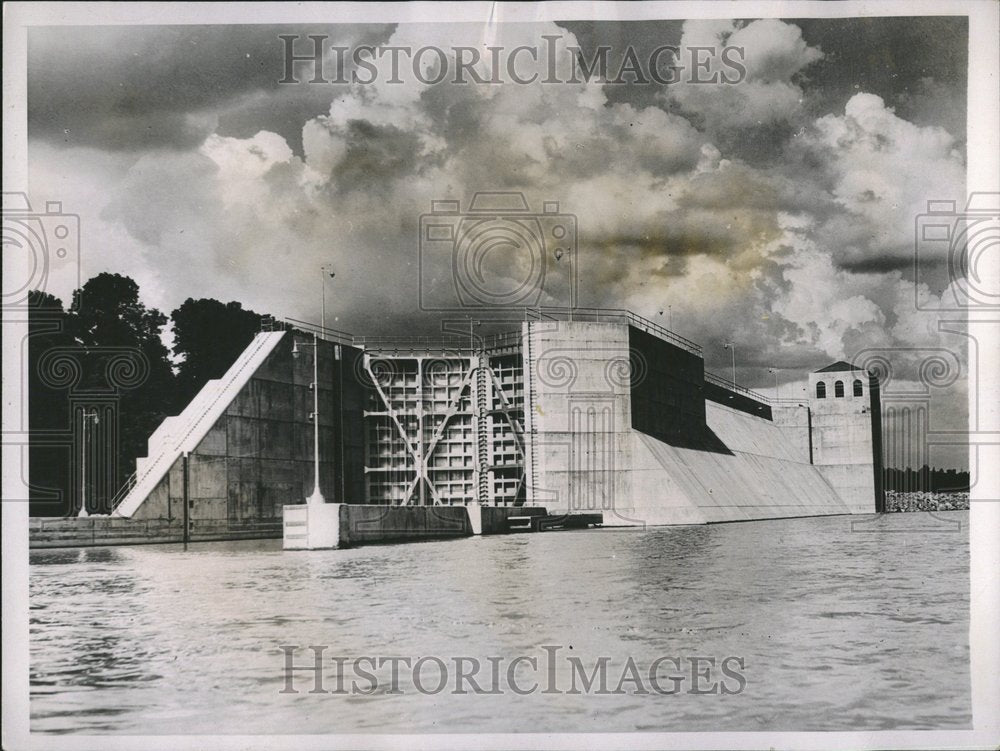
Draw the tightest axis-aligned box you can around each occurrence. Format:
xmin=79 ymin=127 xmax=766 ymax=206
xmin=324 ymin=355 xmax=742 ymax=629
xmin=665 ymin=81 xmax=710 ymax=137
xmin=108 ymin=471 xmax=137 ymax=514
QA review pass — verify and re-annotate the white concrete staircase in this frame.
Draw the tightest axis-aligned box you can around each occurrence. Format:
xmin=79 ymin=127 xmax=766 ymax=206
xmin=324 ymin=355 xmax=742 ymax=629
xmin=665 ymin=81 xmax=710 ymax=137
xmin=111 ymin=331 xmax=286 ymax=517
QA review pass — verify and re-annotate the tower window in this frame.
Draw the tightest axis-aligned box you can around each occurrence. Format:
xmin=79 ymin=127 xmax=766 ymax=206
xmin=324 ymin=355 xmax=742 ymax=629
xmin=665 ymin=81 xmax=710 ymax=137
xmin=853 ymin=379 xmax=863 ymax=397
xmin=816 ymin=381 xmax=826 ymax=399
xmin=834 ymin=380 xmax=845 ymax=398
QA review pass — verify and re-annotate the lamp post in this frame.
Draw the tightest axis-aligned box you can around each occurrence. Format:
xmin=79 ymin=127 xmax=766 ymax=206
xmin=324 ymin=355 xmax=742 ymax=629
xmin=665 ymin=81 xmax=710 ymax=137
xmin=79 ymin=408 xmax=100 ymax=518
xmin=468 ymin=317 xmax=481 ymax=352
xmin=293 ymin=334 xmax=325 ymax=505
xmin=320 ymin=265 xmax=336 ymax=336
xmin=769 ymin=368 xmax=780 ymax=398
xmin=320 ymin=265 xmax=346 ymax=501
xmin=554 ymin=247 xmax=573 ymax=321
xmin=723 ymin=342 xmax=736 ymax=388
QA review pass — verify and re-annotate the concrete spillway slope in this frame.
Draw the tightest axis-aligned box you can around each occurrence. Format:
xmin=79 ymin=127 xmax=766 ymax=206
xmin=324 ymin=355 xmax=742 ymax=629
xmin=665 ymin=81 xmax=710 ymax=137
xmin=113 ymin=331 xmax=286 ymax=517
xmin=626 ymin=402 xmax=850 ymax=526
xmin=525 ymin=320 xmax=854 ymax=527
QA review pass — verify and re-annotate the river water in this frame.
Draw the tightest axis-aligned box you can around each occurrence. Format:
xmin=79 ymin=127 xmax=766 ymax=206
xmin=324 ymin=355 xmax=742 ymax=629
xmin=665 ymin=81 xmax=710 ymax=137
xmin=30 ymin=512 xmax=970 ymax=734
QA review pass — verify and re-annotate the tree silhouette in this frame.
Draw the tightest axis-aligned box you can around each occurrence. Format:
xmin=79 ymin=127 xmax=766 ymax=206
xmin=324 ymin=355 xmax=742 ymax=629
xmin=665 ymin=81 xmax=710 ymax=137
xmin=171 ymin=298 xmax=264 ymax=403
xmin=27 ymin=276 xmax=280 ymax=515
xmin=27 ymin=290 xmax=74 ymax=515
xmin=65 ymin=273 xmax=175 ymax=494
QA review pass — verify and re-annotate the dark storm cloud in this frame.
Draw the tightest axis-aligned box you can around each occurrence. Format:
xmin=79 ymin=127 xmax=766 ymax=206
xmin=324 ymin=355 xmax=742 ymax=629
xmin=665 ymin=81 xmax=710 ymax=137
xmin=837 ymin=256 xmax=914 ymax=274
xmin=793 ymin=17 xmax=968 ymax=143
xmin=214 ymin=84 xmax=351 ymax=157
xmin=27 ymin=24 xmax=394 ymax=153
xmin=555 ymin=20 xmax=685 ymax=109
xmin=332 ymin=119 xmax=427 ymax=191
xmin=701 ymin=120 xmax=801 ymax=166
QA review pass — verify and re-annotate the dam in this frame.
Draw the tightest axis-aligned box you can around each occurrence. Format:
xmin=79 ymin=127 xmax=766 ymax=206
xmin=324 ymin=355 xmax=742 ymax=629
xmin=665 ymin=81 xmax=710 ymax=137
xmin=28 ymin=309 xmax=884 ymax=548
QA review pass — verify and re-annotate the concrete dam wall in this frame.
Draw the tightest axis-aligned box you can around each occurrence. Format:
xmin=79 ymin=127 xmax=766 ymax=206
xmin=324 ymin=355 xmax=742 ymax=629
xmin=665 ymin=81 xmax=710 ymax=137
xmin=525 ymin=320 xmax=874 ymax=527
xmin=628 ymin=404 xmax=849 ymax=525
xmin=30 ymin=312 xmax=881 ymax=547
xmin=106 ymin=330 xmax=367 ymax=538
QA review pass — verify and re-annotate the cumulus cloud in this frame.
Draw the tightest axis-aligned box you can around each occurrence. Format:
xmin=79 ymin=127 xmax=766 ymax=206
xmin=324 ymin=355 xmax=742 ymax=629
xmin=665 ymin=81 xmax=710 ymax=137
xmin=665 ymin=19 xmax=822 ymax=134
xmin=795 ymin=92 xmax=965 ymax=274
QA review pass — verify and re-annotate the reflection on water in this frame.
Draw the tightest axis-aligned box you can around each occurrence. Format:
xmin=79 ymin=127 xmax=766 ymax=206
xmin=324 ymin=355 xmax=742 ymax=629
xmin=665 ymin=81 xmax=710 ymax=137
xmin=30 ymin=512 xmax=970 ymax=733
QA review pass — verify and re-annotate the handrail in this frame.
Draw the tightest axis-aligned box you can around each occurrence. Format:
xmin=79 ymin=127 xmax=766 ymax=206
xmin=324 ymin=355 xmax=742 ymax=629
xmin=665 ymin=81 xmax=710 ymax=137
xmin=267 ymin=310 xmax=823 ymax=405
xmin=352 ymin=329 xmax=523 ymax=354
xmin=703 ymin=371 xmax=773 ymax=405
xmin=525 ymin=306 xmax=703 ymax=356
xmin=109 ymin=471 xmax=137 ymax=513
xmin=274 ymin=306 xmax=703 ymax=356
xmin=283 ymin=317 xmax=355 ymax=345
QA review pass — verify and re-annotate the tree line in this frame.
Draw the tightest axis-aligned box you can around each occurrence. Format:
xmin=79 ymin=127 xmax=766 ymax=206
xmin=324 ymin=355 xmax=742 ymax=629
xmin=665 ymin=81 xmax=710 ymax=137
xmin=883 ymin=465 xmax=971 ymax=493
xmin=28 ymin=273 xmax=268 ymax=516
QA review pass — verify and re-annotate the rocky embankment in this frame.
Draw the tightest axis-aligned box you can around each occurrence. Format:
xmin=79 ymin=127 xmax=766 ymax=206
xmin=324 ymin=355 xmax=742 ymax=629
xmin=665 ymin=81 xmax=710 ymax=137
xmin=885 ymin=490 xmax=970 ymax=512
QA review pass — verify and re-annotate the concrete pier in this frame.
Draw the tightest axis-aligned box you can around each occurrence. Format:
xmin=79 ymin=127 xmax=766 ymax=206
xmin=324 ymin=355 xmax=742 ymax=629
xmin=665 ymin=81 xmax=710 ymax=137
xmin=283 ymin=504 xmax=554 ymax=549
xmin=28 ymin=516 xmax=281 ymax=549
xmin=284 ymin=504 xmax=473 ymax=550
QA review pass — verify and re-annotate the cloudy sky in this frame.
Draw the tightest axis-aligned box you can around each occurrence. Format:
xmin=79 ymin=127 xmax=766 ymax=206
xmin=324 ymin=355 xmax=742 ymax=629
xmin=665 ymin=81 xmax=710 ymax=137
xmin=26 ymin=17 xmax=971 ymax=467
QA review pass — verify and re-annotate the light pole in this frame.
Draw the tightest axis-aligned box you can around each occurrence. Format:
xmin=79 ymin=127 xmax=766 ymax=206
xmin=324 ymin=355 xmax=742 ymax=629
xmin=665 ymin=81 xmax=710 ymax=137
xmin=79 ymin=408 xmax=100 ymax=518
xmin=554 ymin=247 xmax=573 ymax=321
xmin=723 ymin=343 xmax=736 ymax=388
xmin=293 ymin=334 xmax=325 ymax=505
xmin=468 ymin=317 xmax=481 ymax=352
xmin=769 ymin=368 xmax=780 ymax=398
xmin=320 ymin=265 xmax=336 ymax=336
xmin=320 ymin=265 xmax=346 ymax=501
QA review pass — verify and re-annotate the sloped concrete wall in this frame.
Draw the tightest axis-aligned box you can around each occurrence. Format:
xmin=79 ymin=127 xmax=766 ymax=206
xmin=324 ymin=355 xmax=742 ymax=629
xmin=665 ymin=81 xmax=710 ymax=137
xmin=625 ymin=404 xmax=848 ymax=526
xmin=526 ymin=321 xmax=855 ymax=526
xmin=132 ymin=334 xmax=365 ymax=530
xmin=771 ymin=403 xmax=813 ymax=464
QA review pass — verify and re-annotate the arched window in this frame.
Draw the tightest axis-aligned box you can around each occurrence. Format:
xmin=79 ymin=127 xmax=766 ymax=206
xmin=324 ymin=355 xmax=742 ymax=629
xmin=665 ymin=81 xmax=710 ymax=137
xmin=834 ymin=380 xmax=845 ymax=397
xmin=816 ymin=381 xmax=826 ymax=399
xmin=853 ymin=379 xmax=863 ymax=397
